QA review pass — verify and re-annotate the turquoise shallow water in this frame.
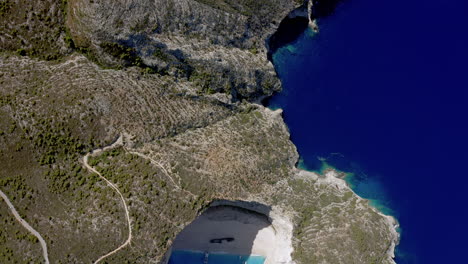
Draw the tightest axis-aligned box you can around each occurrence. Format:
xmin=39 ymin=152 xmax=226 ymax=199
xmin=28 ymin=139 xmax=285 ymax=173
xmin=169 ymin=250 xmax=266 ymax=264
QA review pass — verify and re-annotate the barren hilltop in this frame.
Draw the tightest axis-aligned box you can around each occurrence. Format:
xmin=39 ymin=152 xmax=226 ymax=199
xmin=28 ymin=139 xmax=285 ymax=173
xmin=0 ymin=0 xmax=397 ymax=263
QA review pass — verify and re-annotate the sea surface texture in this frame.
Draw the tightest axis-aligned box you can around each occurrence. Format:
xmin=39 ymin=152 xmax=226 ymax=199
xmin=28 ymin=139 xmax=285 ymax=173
xmin=269 ymin=0 xmax=468 ymax=263
xmin=169 ymin=250 xmax=265 ymax=264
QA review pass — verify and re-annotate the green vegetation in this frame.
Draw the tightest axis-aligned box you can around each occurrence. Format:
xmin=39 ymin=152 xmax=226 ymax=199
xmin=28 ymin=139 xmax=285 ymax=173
xmin=0 ymin=0 xmax=11 ymax=16
xmin=0 ymin=229 xmax=41 ymax=263
xmin=0 ymin=0 xmax=68 ymax=60
xmin=0 ymin=94 xmax=13 ymax=107
xmin=15 ymin=48 xmax=26 ymax=56
xmin=188 ymin=67 xmax=235 ymax=95
xmin=86 ymin=148 xmax=211 ymax=261
xmin=190 ymin=70 xmax=217 ymax=94
xmin=45 ymin=166 xmax=75 ymax=194
xmin=100 ymin=42 xmax=144 ymax=67
xmin=64 ymin=34 xmax=75 ymax=49
xmin=249 ymin=47 xmax=258 ymax=54
xmin=0 ymin=175 xmax=34 ymax=201
xmin=98 ymin=42 xmax=162 ymax=74
xmin=30 ymin=119 xmax=87 ymax=165
xmin=153 ymin=47 xmax=170 ymax=62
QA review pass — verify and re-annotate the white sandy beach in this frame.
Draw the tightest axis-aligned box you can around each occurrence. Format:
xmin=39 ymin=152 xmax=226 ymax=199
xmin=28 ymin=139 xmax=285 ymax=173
xmin=170 ymin=205 xmax=293 ymax=264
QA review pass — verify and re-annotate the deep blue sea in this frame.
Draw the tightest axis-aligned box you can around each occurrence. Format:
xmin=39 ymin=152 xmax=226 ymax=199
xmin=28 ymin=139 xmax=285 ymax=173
xmin=169 ymin=250 xmax=266 ymax=264
xmin=269 ymin=0 xmax=468 ymax=263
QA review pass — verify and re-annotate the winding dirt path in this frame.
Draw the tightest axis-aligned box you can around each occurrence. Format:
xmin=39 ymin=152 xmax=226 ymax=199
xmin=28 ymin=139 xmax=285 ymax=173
xmin=126 ymin=149 xmax=196 ymax=198
xmin=126 ymin=151 xmax=179 ymax=187
xmin=83 ymin=135 xmax=132 ymax=264
xmin=0 ymin=189 xmax=50 ymax=264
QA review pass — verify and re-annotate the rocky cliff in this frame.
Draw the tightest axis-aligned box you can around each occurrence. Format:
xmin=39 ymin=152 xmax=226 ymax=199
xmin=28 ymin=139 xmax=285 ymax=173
xmin=0 ymin=0 xmax=397 ymax=263
xmin=65 ymin=0 xmax=299 ymax=101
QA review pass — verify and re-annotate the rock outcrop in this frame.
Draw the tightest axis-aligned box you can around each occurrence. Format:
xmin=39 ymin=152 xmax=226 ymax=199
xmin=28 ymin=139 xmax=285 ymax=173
xmin=267 ymin=3 xmax=310 ymax=61
xmin=66 ymin=0 xmax=302 ymax=101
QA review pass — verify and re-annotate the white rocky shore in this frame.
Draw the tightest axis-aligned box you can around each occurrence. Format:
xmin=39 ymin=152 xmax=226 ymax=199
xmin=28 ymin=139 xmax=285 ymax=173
xmin=167 ymin=106 xmax=401 ymax=264
xmin=166 ymin=199 xmax=296 ymax=264
xmin=295 ymin=165 xmax=400 ymax=264
xmin=165 ymin=161 xmax=399 ymax=264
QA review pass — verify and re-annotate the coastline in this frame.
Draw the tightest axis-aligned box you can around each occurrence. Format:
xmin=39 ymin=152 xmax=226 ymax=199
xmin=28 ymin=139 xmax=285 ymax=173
xmin=254 ymin=102 xmax=400 ymax=263
xmin=264 ymin=3 xmax=400 ymax=260
xmin=0 ymin=0 xmax=402 ymax=262
xmin=266 ymin=18 xmax=401 ymax=255
xmin=293 ymin=160 xmax=400 ymax=262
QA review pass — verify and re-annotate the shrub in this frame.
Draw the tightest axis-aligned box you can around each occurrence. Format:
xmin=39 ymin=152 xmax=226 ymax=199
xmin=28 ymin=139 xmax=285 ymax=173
xmin=16 ymin=48 xmax=26 ymax=56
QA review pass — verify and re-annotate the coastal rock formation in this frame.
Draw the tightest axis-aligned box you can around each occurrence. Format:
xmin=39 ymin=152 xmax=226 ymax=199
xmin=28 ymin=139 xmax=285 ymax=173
xmin=66 ymin=0 xmax=300 ymax=101
xmin=267 ymin=3 xmax=310 ymax=61
xmin=0 ymin=0 xmax=397 ymax=263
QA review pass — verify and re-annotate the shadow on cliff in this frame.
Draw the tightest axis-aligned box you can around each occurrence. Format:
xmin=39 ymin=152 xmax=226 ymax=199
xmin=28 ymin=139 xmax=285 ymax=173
xmin=266 ymin=0 xmax=346 ymax=61
xmin=266 ymin=4 xmax=310 ymax=61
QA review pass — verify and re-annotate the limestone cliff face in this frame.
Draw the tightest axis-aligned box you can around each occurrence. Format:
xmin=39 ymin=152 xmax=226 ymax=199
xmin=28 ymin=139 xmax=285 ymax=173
xmin=66 ymin=0 xmax=302 ymax=101
xmin=0 ymin=0 xmax=397 ymax=263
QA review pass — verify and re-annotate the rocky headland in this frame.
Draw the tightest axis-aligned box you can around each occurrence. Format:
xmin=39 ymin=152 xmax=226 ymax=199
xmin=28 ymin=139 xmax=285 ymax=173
xmin=0 ymin=0 xmax=397 ymax=263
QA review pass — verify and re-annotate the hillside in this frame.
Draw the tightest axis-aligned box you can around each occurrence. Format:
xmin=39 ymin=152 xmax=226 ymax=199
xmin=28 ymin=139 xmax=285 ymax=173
xmin=0 ymin=0 xmax=397 ymax=263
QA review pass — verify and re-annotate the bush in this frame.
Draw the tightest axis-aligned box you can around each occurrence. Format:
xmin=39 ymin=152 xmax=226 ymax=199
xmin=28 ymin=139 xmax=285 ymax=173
xmin=0 ymin=1 xmax=11 ymax=16
xmin=16 ymin=48 xmax=26 ymax=56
